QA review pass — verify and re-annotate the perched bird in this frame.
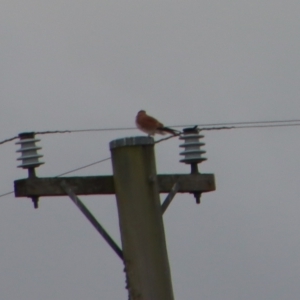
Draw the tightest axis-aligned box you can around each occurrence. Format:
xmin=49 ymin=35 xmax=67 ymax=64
xmin=135 ymin=110 xmax=179 ymax=136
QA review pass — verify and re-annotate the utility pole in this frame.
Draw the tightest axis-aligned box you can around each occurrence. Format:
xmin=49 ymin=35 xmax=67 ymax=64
xmin=14 ymin=130 xmax=215 ymax=300
xmin=110 ymin=136 xmax=174 ymax=299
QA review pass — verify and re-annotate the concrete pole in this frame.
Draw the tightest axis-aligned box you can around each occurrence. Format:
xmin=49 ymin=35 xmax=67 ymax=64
xmin=110 ymin=136 xmax=174 ymax=300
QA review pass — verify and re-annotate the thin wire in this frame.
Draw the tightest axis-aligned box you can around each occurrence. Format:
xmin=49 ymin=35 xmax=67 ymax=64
xmin=36 ymin=130 xmax=72 ymax=135
xmin=55 ymin=157 xmax=111 ymax=177
xmin=172 ymin=118 xmax=300 ymax=129
xmin=53 ymin=128 xmax=134 ymax=133
xmin=155 ymin=133 xmax=181 ymax=144
xmin=1 ymin=118 xmax=300 ymax=197
xmin=35 ymin=118 xmax=300 ymax=133
xmin=0 ymin=136 xmax=18 ymax=145
xmin=230 ymin=123 xmax=300 ymax=129
xmin=1 ymin=118 xmax=300 ymax=146
xmin=199 ymin=123 xmax=300 ymax=131
xmin=0 ymin=191 xmax=14 ymax=197
xmin=199 ymin=126 xmax=234 ymax=131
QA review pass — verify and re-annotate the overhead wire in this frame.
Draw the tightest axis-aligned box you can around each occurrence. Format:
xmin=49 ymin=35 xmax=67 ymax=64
xmin=220 ymin=123 xmax=300 ymax=130
xmin=172 ymin=118 xmax=300 ymax=128
xmin=1 ymin=117 xmax=300 ymax=198
xmin=0 ymin=191 xmax=14 ymax=198
xmin=1 ymin=118 xmax=300 ymax=146
xmin=0 ymin=136 xmax=18 ymax=145
xmin=55 ymin=157 xmax=111 ymax=177
xmin=34 ymin=118 xmax=300 ymax=133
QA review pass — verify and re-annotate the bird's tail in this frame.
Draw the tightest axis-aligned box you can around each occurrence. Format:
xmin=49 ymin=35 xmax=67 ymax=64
xmin=158 ymin=127 xmax=180 ymax=136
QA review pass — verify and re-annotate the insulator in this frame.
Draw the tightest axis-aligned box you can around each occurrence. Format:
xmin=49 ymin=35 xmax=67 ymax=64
xmin=16 ymin=132 xmax=44 ymax=169
xmin=179 ymin=127 xmax=207 ymax=164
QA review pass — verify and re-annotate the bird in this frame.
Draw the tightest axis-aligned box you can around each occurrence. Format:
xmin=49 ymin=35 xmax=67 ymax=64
xmin=135 ymin=110 xmax=179 ymax=136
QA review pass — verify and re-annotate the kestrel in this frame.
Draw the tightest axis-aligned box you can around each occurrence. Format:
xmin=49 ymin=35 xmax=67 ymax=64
xmin=135 ymin=110 xmax=178 ymax=136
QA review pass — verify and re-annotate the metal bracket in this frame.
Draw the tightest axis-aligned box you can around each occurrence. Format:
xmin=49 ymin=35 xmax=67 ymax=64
xmin=161 ymin=182 xmax=180 ymax=214
xmin=60 ymin=181 xmax=123 ymax=260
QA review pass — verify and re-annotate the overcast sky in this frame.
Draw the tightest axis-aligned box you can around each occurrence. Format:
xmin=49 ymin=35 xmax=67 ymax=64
xmin=1 ymin=1 xmax=300 ymax=299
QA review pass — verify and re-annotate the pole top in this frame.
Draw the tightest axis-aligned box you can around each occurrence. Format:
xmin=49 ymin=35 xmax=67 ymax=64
xmin=110 ymin=136 xmax=154 ymax=150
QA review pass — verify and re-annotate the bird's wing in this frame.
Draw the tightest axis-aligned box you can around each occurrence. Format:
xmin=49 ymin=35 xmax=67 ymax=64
xmin=141 ymin=115 xmax=163 ymax=129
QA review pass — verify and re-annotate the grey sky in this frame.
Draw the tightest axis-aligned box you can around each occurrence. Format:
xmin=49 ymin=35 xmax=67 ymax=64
xmin=1 ymin=1 xmax=300 ymax=299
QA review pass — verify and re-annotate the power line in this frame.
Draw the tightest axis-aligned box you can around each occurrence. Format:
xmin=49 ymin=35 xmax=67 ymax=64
xmin=0 ymin=136 xmax=18 ymax=145
xmin=55 ymin=157 xmax=111 ymax=177
xmin=235 ymin=123 xmax=300 ymax=129
xmin=1 ymin=118 xmax=300 ymax=146
xmin=175 ymin=118 xmax=300 ymax=128
xmin=1 ymin=118 xmax=300 ymax=197
xmin=34 ymin=118 xmax=300 ymax=133
xmin=201 ymin=123 xmax=300 ymax=130
xmin=0 ymin=191 xmax=14 ymax=198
